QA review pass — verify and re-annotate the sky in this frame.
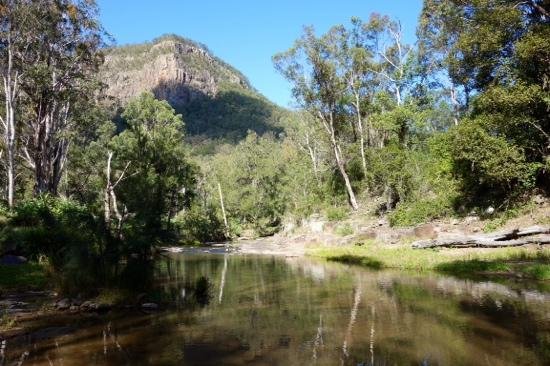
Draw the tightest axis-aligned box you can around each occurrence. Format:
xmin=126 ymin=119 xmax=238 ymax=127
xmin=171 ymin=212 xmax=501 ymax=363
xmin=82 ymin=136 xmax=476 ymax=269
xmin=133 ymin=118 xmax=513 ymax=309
xmin=97 ymin=0 xmax=424 ymax=107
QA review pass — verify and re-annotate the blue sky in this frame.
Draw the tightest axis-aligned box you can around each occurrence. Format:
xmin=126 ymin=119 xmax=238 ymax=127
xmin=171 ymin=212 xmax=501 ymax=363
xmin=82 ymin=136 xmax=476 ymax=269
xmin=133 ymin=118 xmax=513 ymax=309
xmin=97 ymin=0 xmax=423 ymax=107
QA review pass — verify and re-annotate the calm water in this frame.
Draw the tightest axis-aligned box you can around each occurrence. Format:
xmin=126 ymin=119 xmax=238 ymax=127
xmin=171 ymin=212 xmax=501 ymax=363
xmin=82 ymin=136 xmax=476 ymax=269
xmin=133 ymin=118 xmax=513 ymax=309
xmin=4 ymin=253 xmax=550 ymax=365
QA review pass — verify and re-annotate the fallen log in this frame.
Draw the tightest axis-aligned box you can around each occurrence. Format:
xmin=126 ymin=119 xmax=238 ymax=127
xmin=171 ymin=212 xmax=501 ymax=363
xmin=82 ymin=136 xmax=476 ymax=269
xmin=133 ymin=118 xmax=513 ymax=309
xmin=489 ymin=225 xmax=550 ymax=241
xmin=412 ymin=225 xmax=550 ymax=249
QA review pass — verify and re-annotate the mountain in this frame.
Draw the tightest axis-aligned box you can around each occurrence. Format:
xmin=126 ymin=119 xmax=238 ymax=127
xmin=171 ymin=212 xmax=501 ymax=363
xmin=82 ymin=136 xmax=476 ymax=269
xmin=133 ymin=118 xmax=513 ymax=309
xmin=100 ymin=34 xmax=286 ymax=141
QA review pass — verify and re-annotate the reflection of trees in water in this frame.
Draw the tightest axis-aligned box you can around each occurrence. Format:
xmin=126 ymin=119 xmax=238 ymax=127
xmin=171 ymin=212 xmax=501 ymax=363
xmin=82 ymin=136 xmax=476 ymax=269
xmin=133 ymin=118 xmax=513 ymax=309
xmin=11 ymin=255 xmax=547 ymax=365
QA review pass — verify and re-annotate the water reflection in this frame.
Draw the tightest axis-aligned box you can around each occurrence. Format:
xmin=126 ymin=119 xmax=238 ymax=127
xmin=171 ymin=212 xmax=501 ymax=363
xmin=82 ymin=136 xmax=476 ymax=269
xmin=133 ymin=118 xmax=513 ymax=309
xmin=3 ymin=254 xmax=549 ymax=365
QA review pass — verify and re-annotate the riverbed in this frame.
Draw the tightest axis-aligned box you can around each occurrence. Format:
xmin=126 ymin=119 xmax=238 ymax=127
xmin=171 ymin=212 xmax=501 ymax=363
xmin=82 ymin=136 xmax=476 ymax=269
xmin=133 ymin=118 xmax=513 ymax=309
xmin=2 ymin=253 xmax=549 ymax=365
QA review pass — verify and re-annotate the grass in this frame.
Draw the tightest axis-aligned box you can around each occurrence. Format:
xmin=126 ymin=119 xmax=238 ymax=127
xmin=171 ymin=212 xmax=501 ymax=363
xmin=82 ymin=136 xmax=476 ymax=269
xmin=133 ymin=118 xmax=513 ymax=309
xmin=309 ymin=241 xmax=550 ymax=280
xmin=335 ymin=223 xmax=354 ymax=237
xmin=0 ymin=263 xmax=49 ymax=291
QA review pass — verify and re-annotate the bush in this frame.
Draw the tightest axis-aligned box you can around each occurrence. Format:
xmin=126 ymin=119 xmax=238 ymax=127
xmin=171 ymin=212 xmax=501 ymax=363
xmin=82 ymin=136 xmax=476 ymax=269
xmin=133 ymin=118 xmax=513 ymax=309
xmin=326 ymin=206 xmax=348 ymax=221
xmin=0 ymin=196 xmax=104 ymax=271
xmin=448 ymin=121 xmax=538 ymax=204
xmin=389 ymin=196 xmax=454 ymax=227
xmin=335 ymin=223 xmax=354 ymax=236
xmin=174 ymin=205 xmax=227 ymax=244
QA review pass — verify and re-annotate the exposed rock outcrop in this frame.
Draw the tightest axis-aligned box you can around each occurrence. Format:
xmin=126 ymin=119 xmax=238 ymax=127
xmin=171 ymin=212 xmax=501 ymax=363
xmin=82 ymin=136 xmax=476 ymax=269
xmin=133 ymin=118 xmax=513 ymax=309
xmin=100 ymin=35 xmax=284 ymax=140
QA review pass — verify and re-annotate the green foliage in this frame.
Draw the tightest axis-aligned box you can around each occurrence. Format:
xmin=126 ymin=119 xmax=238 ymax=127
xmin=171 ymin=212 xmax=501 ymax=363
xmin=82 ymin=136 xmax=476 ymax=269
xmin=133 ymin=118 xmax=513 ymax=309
xmin=335 ymin=223 xmax=354 ymax=237
xmin=114 ymin=92 xmax=198 ymax=244
xmin=418 ymin=0 xmax=550 ymax=203
xmin=449 ymin=121 xmax=537 ymax=201
xmin=180 ymin=83 xmax=285 ymax=141
xmin=174 ymin=205 xmax=226 ymax=245
xmin=325 ymin=206 xmax=349 ymax=222
xmin=389 ymin=196 xmax=454 ymax=227
xmin=1 ymin=196 xmax=104 ymax=271
xmin=0 ymin=263 xmax=48 ymax=291
xmin=207 ymin=132 xmax=295 ymax=236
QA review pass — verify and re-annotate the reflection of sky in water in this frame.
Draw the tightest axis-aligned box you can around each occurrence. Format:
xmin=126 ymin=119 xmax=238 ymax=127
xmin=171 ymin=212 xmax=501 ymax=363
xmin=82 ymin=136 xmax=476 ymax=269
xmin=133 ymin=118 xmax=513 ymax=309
xmin=4 ymin=254 xmax=550 ymax=366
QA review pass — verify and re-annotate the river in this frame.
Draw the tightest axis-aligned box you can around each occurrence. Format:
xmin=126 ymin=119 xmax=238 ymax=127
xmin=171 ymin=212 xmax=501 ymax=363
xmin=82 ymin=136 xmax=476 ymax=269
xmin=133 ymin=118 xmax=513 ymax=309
xmin=3 ymin=253 xmax=549 ymax=365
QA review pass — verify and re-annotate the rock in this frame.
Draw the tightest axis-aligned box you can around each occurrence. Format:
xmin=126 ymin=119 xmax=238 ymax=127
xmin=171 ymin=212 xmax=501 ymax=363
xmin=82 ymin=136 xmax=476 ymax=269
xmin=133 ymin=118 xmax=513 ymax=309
xmin=464 ymin=216 xmax=480 ymax=224
xmin=69 ymin=305 xmax=79 ymax=312
xmin=80 ymin=301 xmax=94 ymax=310
xmin=0 ymin=255 xmax=27 ymax=265
xmin=56 ymin=298 xmax=71 ymax=310
xmin=308 ymin=220 xmax=325 ymax=233
xmin=355 ymin=230 xmax=377 ymax=241
xmin=485 ymin=206 xmax=495 ymax=215
xmin=450 ymin=218 xmax=460 ymax=226
xmin=534 ymin=195 xmax=546 ymax=205
xmin=414 ymin=224 xmax=438 ymax=240
xmin=141 ymin=303 xmax=159 ymax=310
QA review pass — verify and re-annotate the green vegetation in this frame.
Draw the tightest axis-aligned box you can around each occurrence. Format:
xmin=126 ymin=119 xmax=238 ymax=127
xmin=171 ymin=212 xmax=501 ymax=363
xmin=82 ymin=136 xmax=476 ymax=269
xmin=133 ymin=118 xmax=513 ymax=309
xmin=0 ymin=263 xmax=49 ymax=291
xmin=0 ymin=0 xmax=548 ymax=295
xmin=311 ymin=242 xmax=550 ymax=280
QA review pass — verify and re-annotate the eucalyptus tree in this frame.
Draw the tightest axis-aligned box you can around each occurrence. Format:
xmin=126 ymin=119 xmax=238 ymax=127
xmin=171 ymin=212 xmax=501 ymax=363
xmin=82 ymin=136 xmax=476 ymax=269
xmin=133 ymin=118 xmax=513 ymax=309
xmin=16 ymin=0 xmax=105 ymax=195
xmin=0 ymin=0 xmax=35 ymax=206
xmin=274 ymin=27 xmax=360 ymax=210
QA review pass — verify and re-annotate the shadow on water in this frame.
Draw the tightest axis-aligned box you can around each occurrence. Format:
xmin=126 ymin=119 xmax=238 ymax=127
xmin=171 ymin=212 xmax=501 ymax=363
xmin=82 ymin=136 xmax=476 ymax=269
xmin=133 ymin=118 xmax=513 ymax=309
xmin=3 ymin=253 xmax=549 ymax=366
xmin=325 ymin=254 xmax=385 ymax=270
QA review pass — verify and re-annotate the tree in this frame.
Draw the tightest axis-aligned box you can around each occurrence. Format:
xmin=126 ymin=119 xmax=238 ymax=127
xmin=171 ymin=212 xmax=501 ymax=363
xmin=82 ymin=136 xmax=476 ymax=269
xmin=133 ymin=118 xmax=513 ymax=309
xmin=418 ymin=0 xmax=550 ymax=200
xmin=113 ymin=92 xmax=197 ymax=243
xmin=0 ymin=1 xmax=35 ymax=207
xmin=209 ymin=132 xmax=290 ymax=235
xmin=274 ymin=27 xmax=360 ymax=210
xmin=16 ymin=0 xmax=105 ymax=195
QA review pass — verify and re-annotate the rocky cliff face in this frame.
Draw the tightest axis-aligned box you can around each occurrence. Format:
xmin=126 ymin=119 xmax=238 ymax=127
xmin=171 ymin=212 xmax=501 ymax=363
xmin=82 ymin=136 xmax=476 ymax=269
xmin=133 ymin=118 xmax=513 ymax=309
xmin=101 ymin=35 xmax=251 ymax=107
xmin=101 ymin=35 xmax=283 ymax=141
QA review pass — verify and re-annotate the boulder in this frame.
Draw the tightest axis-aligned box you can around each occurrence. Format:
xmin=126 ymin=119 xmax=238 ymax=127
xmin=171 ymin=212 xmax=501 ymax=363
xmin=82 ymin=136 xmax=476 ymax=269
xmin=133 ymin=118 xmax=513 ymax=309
xmin=414 ymin=224 xmax=438 ymax=239
xmin=55 ymin=298 xmax=71 ymax=310
xmin=355 ymin=230 xmax=378 ymax=241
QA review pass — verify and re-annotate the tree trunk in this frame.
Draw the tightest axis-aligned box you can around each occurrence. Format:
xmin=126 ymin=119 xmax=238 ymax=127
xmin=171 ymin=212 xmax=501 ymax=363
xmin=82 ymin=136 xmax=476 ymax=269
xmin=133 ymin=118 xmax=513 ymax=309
xmin=323 ymin=112 xmax=359 ymax=210
xmin=2 ymin=33 xmax=18 ymax=208
xmin=354 ymin=94 xmax=367 ymax=177
xmin=217 ymin=182 xmax=229 ymax=236
xmin=332 ymin=136 xmax=359 ymax=210
xmin=104 ymin=152 xmax=113 ymax=229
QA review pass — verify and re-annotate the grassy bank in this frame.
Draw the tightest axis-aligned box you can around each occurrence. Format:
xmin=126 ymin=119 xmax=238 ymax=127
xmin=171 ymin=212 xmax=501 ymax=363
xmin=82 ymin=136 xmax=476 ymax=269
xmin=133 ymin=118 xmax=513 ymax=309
xmin=309 ymin=242 xmax=550 ymax=280
xmin=0 ymin=263 xmax=49 ymax=292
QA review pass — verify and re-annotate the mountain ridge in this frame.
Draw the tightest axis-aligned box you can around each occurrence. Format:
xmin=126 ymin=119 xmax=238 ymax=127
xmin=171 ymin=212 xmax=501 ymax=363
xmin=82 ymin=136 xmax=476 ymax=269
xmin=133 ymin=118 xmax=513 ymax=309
xmin=100 ymin=34 xmax=285 ymax=141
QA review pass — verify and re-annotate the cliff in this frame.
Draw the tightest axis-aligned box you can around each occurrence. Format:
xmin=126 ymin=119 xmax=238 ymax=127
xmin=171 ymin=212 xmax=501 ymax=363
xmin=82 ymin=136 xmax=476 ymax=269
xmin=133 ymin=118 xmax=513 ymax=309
xmin=101 ymin=34 xmax=284 ymax=140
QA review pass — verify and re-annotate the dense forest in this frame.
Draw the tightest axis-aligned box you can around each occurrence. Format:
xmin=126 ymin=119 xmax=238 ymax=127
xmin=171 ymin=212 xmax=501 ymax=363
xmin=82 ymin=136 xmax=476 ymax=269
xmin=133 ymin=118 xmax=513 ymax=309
xmin=0 ymin=0 xmax=548 ymax=290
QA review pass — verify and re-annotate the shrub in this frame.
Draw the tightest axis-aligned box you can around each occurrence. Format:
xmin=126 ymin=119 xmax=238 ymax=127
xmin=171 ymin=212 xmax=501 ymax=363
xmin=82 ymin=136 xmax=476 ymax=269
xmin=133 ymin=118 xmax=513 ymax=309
xmin=326 ymin=206 xmax=349 ymax=222
xmin=335 ymin=223 xmax=354 ymax=236
xmin=0 ymin=196 xmax=104 ymax=271
xmin=174 ymin=205 xmax=227 ymax=244
xmin=389 ymin=196 xmax=454 ymax=227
